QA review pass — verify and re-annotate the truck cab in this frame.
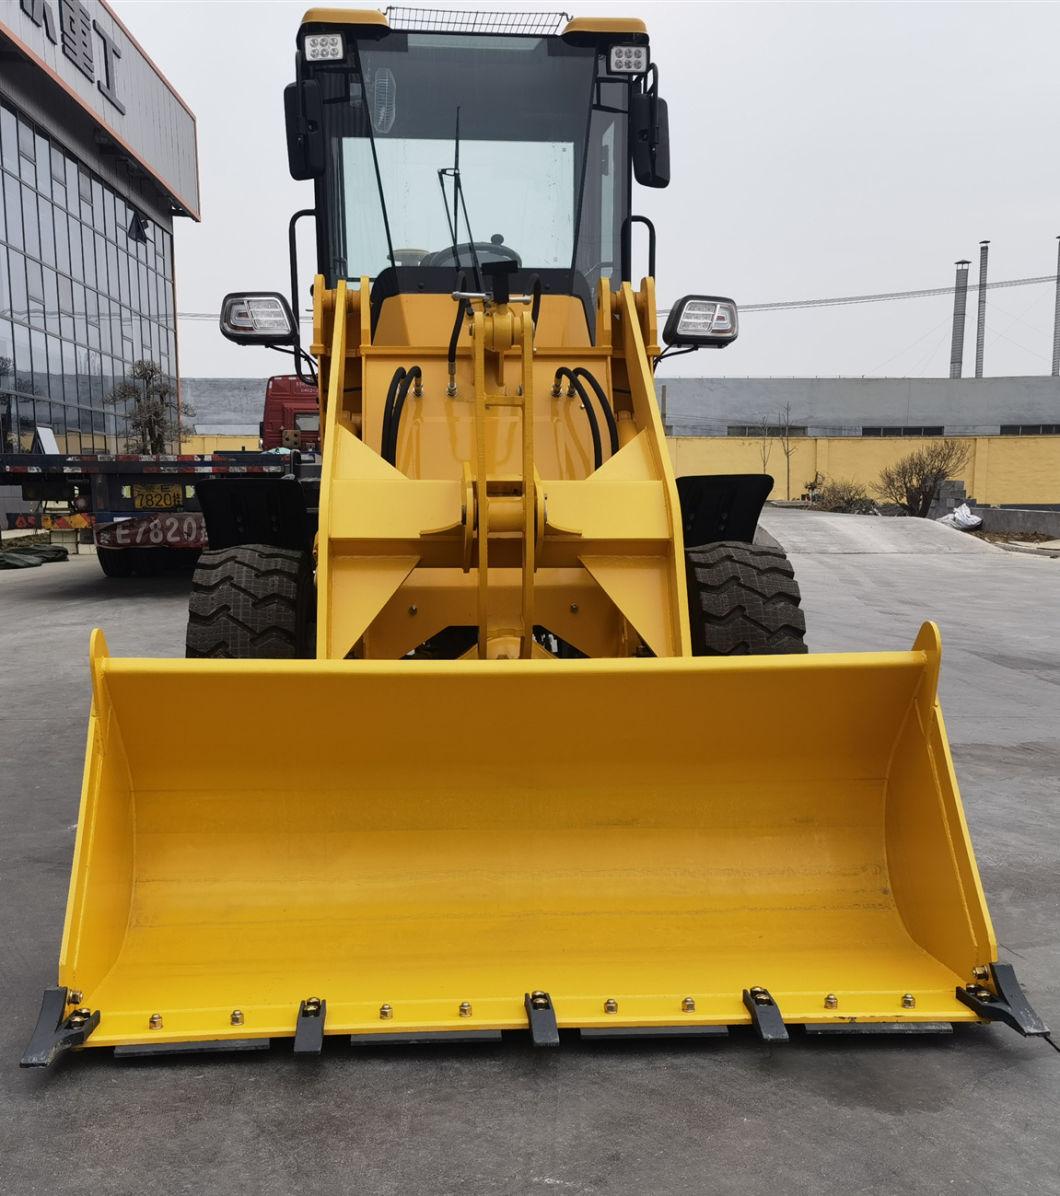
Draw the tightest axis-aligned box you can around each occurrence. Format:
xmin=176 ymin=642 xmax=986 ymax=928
xmin=262 ymin=375 xmax=320 ymax=450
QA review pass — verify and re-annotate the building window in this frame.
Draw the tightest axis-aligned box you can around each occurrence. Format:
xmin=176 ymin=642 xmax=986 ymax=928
xmin=862 ymin=426 xmax=945 ymax=437
xmin=1000 ymin=424 xmax=1060 ymax=435
xmin=0 ymin=98 xmax=179 ymax=452
xmin=727 ymin=425 xmax=808 ymax=437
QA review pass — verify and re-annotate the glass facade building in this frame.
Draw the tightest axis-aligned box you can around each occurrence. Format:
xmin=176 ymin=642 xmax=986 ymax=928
xmin=0 ymin=98 xmax=176 ymax=452
xmin=0 ymin=0 xmax=199 ymax=458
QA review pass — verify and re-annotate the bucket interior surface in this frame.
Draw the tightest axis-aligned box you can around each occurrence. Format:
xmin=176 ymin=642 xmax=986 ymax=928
xmin=67 ymin=652 xmax=993 ymax=1042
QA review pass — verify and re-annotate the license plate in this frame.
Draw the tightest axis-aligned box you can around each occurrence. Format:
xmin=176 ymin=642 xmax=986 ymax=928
xmin=132 ymin=483 xmax=182 ymax=510
xmin=96 ymin=513 xmax=206 ymax=548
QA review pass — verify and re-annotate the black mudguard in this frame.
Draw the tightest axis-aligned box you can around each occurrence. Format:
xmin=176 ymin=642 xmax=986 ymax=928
xmin=676 ymin=473 xmax=774 ymax=547
xmin=196 ymin=475 xmax=311 ymax=552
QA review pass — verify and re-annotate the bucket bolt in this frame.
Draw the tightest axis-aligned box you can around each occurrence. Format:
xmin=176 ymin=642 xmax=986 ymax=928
xmin=304 ymin=997 xmax=321 ymax=1015
xmin=67 ymin=991 xmax=84 ymax=1006
xmin=149 ymin=1013 xmax=163 ymax=1030
xmin=379 ymin=1003 xmax=394 ymax=1020
xmin=824 ymin=993 xmax=839 ymax=1010
xmin=681 ymin=997 xmax=696 ymax=1014
xmin=408 ymin=605 xmax=418 ymax=616
xmin=901 ymin=993 xmax=916 ymax=1009
xmin=231 ymin=1010 xmax=244 ymax=1026
xmin=749 ymin=987 xmax=772 ymax=1005
xmin=68 ymin=1008 xmax=91 ymax=1028
xmin=603 ymin=999 xmax=618 ymax=1015
xmin=529 ymin=991 xmax=550 ymax=1011
xmin=973 ymin=966 xmax=990 ymax=983
xmin=459 ymin=1001 xmax=472 ymax=1017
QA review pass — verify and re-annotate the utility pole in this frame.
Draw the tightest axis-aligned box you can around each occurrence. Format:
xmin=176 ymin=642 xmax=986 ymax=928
xmin=974 ymin=240 xmax=989 ymax=378
xmin=949 ymin=260 xmax=971 ymax=379
xmin=1052 ymin=236 xmax=1060 ymax=377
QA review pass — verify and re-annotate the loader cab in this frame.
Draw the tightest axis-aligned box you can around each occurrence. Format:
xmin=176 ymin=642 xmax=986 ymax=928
xmin=286 ymin=10 xmax=668 ymax=339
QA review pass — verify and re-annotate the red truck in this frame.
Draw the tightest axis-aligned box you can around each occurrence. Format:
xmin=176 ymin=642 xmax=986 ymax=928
xmin=261 ymin=375 xmax=319 ymax=451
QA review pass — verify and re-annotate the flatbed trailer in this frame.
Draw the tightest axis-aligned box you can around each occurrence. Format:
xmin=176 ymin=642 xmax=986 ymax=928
xmin=0 ymin=451 xmax=307 ymax=577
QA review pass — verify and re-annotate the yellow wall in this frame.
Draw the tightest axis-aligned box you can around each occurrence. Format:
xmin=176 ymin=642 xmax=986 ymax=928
xmin=182 ymin=433 xmax=259 ymax=454
xmin=668 ymin=435 xmax=1060 ymax=506
xmin=179 ymin=431 xmax=1059 ymax=504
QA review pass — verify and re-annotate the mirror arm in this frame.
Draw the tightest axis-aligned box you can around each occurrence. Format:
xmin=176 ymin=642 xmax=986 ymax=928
xmin=289 ymin=208 xmax=317 ymax=387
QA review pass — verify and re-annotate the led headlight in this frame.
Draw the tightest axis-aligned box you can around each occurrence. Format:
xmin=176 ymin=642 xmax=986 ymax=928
xmin=608 ymin=44 xmax=648 ymax=74
xmin=219 ymin=292 xmax=298 ymax=346
xmin=662 ymin=296 xmax=740 ymax=348
xmin=305 ymin=33 xmax=344 ymax=61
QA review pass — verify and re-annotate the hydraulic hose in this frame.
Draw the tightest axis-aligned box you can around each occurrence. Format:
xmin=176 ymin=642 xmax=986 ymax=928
xmin=380 ymin=367 xmax=407 ymax=463
xmin=447 ymin=270 xmax=471 ymax=396
xmin=570 ymin=367 xmax=619 ymax=456
xmin=553 ymin=367 xmax=602 ymax=472
xmin=528 ymin=273 xmax=542 ymax=333
xmin=384 ymin=366 xmax=422 ymax=466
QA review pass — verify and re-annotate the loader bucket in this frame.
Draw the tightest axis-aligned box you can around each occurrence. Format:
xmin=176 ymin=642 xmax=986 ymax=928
xmin=48 ymin=622 xmax=1001 ymax=1054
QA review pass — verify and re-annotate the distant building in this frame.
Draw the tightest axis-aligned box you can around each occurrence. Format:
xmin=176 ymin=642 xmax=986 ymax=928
xmin=657 ymin=377 xmax=1060 ymax=438
xmin=0 ymin=0 xmax=199 ymax=455
xmin=179 ymin=377 xmax=264 ymax=450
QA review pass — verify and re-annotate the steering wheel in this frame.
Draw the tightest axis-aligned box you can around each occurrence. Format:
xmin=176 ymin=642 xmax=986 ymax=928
xmin=423 ymin=241 xmax=522 ymax=269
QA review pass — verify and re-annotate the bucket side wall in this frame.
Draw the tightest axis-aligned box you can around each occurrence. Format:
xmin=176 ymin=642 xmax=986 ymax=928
xmin=885 ymin=699 xmax=996 ymax=979
xmin=58 ymin=696 xmax=136 ymax=1000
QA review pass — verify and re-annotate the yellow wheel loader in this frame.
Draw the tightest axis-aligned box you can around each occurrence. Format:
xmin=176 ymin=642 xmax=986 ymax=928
xmin=23 ymin=6 xmax=1048 ymax=1066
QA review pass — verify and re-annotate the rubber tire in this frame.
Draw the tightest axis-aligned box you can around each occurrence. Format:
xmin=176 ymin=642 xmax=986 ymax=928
xmin=685 ymin=540 xmax=807 ymax=656
xmin=96 ymin=549 xmax=133 ymax=578
xmin=186 ymin=544 xmax=312 ymax=659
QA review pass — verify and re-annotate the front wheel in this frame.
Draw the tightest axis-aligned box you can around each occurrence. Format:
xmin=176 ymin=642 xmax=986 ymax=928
xmin=685 ymin=540 xmax=807 ymax=656
xmin=186 ymin=544 xmax=313 ymax=658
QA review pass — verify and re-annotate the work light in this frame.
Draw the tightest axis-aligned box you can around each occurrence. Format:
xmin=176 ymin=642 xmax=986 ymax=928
xmin=305 ymin=33 xmax=344 ymax=61
xmin=608 ymin=44 xmax=648 ymax=74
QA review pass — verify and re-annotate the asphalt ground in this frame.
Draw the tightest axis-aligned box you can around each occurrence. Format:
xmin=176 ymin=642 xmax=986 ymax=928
xmin=1 ymin=516 xmax=1057 ymax=1195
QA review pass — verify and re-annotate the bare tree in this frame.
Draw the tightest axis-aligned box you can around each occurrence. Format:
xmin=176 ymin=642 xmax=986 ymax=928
xmin=776 ymin=401 xmax=801 ymax=500
xmin=106 ymin=360 xmax=192 ymax=454
xmin=752 ymin=412 xmax=773 ymax=475
xmin=875 ymin=439 xmax=972 ymax=517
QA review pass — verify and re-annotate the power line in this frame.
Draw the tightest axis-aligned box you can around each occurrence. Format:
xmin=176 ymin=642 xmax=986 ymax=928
xmin=658 ymin=273 xmax=1059 ymax=315
xmin=172 ymin=273 xmax=1060 ymax=322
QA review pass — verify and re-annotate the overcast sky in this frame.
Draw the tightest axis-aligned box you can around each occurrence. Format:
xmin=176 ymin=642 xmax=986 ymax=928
xmin=113 ymin=0 xmax=1060 ymax=380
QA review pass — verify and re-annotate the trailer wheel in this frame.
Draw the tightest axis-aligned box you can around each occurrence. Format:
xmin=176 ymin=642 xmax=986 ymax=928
xmin=186 ymin=544 xmax=313 ymax=658
xmin=96 ymin=549 xmax=133 ymax=578
xmin=685 ymin=540 xmax=807 ymax=655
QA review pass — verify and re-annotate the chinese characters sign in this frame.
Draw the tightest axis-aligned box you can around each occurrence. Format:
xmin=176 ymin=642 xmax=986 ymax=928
xmin=20 ymin=0 xmax=125 ymax=114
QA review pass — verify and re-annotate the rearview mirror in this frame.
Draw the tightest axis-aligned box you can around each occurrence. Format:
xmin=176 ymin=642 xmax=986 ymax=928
xmin=219 ymin=292 xmax=298 ymax=346
xmin=284 ymin=79 xmax=325 ymax=180
xmin=630 ymin=87 xmax=670 ymax=188
xmin=663 ymin=296 xmax=739 ymax=349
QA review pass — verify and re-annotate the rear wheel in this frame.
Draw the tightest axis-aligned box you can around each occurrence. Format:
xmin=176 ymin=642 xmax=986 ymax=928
xmin=186 ymin=544 xmax=313 ymax=658
xmin=96 ymin=548 xmax=133 ymax=578
xmin=685 ymin=540 xmax=807 ymax=656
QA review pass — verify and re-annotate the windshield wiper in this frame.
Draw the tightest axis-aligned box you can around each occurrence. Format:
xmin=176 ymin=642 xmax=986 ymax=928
xmin=436 ymin=107 xmax=483 ymax=290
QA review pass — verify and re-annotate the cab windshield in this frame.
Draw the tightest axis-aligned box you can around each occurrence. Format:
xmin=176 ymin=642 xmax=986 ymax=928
xmin=316 ymin=33 xmax=630 ymax=291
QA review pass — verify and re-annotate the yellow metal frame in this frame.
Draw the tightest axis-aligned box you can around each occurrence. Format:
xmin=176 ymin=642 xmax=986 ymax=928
xmin=313 ymin=274 xmax=688 ymax=662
